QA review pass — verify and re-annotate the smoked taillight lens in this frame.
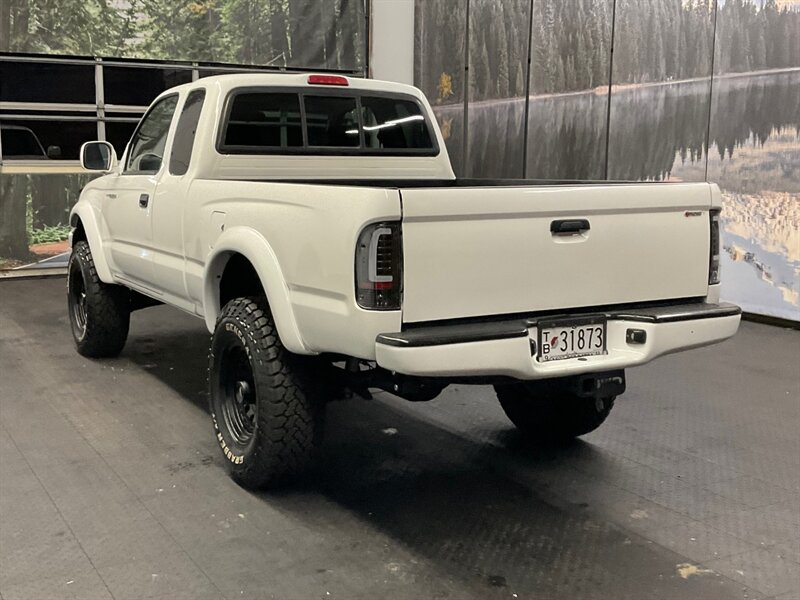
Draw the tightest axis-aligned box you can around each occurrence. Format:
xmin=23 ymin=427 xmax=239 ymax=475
xmin=355 ymin=222 xmax=402 ymax=310
xmin=709 ymin=209 xmax=721 ymax=285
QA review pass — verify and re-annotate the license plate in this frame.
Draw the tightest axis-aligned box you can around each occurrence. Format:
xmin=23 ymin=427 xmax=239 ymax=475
xmin=537 ymin=319 xmax=607 ymax=362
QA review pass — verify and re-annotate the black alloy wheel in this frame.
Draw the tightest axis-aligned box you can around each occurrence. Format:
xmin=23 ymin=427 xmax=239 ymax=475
xmin=68 ymin=259 xmax=88 ymax=340
xmin=208 ymin=297 xmax=326 ymax=489
xmin=218 ymin=346 xmax=257 ymax=446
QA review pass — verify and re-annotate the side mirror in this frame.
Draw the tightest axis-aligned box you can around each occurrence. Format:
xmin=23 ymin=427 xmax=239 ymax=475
xmin=80 ymin=141 xmax=117 ymax=172
xmin=46 ymin=145 xmax=62 ymax=159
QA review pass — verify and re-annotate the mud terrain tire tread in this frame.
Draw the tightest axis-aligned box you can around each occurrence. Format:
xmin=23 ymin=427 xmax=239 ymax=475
xmin=209 ymin=297 xmax=324 ymax=489
xmin=68 ymin=240 xmax=130 ymax=358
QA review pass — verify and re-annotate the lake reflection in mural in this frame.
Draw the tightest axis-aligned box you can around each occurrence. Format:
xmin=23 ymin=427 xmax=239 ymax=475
xmin=417 ymin=0 xmax=800 ymax=321
xmin=435 ymin=70 xmax=798 ymax=183
xmin=708 ymin=72 xmax=800 ymax=320
xmin=429 ymin=69 xmax=799 ymax=320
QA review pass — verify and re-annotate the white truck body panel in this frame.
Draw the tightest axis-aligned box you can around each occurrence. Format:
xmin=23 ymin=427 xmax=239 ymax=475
xmin=192 ymin=74 xmax=455 ymax=182
xmin=187 ymin=180 xmax=403 ymax=357
xmin=70 ymin=73 xmax=740 ymax=380
xmin=376 ymin=311 xmax=740 ymax=379
xmin=401 ymin=183 xmax=712 ymax=323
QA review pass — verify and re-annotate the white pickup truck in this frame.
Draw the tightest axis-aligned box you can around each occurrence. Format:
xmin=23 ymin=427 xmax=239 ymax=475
xmin=69 ymin=73 xmax=741 ymax=488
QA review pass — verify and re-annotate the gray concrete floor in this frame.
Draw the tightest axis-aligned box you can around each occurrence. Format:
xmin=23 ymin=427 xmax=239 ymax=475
xmin=1 ymin=277 xmax=798 ymax=600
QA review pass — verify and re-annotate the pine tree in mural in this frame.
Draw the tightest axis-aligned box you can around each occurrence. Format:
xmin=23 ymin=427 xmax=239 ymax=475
xmin=0 ymin=0 xmax=366 ymax=263
xmin=0 ymin=0 xmax=365 ymax=70
xmin=414 ymin=0 xmax=800 ymax=104
xmin=0 ymin=0 xmax=129 ymax=55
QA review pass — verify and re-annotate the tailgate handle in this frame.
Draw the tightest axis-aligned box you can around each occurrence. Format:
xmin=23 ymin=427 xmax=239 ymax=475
xmin=551 ymin=219 xmax=590 ymax=234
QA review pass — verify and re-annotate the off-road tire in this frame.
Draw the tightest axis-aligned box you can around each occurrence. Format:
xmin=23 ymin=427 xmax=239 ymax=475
xmin=494 ymin=381 xmax=615 ymax=442
xmin=208 ymin=297 xmax=325 ymax=489
xmin=68 ymin=240 xmax=130 ymax=358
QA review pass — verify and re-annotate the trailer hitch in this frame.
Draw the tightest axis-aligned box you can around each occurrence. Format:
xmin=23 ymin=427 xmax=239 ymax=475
xmin=571 ymin=370 xmax=626 ymax=399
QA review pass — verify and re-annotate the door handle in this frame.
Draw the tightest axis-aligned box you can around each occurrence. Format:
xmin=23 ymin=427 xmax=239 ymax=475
xmin=551 ymin=219 xmax=590 ymax=234
xmin=139 ymin=193 xmax=149 ymax=208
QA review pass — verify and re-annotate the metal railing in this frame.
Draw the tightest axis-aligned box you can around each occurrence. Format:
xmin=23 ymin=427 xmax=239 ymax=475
xmin=0 ymin=52 xmax=362 ymax=174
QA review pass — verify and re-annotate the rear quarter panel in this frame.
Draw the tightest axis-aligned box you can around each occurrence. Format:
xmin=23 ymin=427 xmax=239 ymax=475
xmin=185 ymin=180 xmax=403 ymax=358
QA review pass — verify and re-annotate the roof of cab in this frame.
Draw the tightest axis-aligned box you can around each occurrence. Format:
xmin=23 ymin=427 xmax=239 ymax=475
xmin=162 ymin=73 xmax=426 ymax=100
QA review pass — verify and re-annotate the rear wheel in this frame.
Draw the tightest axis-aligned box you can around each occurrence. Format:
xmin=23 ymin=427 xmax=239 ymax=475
xmin=494 ymin=381 xmax=615 ymax=442
xmin=67 ymin=240 xmax=130 ymax=358
xmin=208 ymin=297 xmax=325 ymax=489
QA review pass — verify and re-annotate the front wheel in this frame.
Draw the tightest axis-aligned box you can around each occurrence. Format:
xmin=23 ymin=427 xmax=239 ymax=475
xmin=208 ymin=297 xmax=325 ymax=489
xmin=494 ymin=381 xmax=615 ymax=442
xmin=67 ymin=240 xmax=130 ymax=358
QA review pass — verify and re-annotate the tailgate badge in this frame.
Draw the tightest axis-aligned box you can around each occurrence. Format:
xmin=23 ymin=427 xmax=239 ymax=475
xmin=684 ymin=211 xmax=702 ymax=217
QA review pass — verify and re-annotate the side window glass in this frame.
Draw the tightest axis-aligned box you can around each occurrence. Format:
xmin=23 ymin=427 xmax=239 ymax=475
xmin=125 ymin=95 xmax=179 ymax=172
xmin=169 ymin=90 xmax=206 ymax=176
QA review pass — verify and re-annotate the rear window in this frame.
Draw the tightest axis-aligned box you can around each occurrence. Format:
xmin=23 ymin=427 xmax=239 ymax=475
xmin=360 ymin=96 xmax=433 ymax=150
xmin=223 ymin=92 xmax=303 ymax=149
xmin=218 ymin=89 xmax=437 ymax=156
xmin=304 ymin=96 xmax=360 ymax=148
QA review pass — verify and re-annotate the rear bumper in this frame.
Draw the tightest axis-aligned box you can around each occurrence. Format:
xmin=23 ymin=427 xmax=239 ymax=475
xmin=375 ymin=302 xmax=741 ymax=380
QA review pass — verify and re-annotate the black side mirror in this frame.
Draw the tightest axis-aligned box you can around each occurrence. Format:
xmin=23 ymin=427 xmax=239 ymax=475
xmin=46 ymin=145 xmax=62 ymax=159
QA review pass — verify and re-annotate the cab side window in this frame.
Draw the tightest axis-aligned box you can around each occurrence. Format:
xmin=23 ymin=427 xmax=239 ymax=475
xmin=125 ymin=94 xmax=178 ymax=173
xmin=169 ymin=90 xmax=206 ymax=176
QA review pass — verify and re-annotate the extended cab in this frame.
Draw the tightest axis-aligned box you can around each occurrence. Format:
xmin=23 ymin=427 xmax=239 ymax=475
xmin=68 ymin=73 xmax=741 ymax=488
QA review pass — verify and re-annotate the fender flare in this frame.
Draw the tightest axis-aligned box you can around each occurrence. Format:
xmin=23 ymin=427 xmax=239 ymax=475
xmin=203 ymin=227 xmax=311 ymax=355
xmin=69 ymin=205 xmax=114 ymax=283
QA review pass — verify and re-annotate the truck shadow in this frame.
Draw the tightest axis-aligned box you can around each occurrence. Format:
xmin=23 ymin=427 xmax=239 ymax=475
xmin=126 ymin=324 xmax=212 ymax=413
xmin=122 ymin=312 xmax=718 ymax=599
xmin=264 ymin=400 xmax=656 ymax=598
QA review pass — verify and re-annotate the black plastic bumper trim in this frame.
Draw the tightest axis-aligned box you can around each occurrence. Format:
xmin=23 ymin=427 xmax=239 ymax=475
xmin=376 ymin=322 xmax=530 ymax=348
xmin=376 ymin=302 xmax=741 ymax=348
xmin=607 ymin=302 xmax=741 ymax=324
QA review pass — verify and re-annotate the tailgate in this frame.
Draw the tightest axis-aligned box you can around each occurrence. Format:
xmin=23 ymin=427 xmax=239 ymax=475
xmin=400 ymin=182 xmax=712 ymax=323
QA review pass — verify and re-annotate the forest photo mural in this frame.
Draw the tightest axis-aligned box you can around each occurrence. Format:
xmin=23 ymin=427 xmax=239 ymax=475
xmin=415 ymin=0 xmax=800 ymax=321
xmin=0 ymin=0 xmax=365 ymax=70
xmin=0 ymin=0 xmax=365 ymax=271
xmin=1 ymin=0 xmax=797 ymax=319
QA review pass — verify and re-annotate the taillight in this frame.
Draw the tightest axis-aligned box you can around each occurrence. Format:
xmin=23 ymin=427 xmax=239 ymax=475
xmin=709 ymin=209 xmax=721 ymax=285
xmin=355 ymin=222 xmax=402 ymax=310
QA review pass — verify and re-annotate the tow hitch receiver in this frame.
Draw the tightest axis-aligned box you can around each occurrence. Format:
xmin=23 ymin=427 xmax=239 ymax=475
xmin=572 ymin=370 xmax=626 ymax=399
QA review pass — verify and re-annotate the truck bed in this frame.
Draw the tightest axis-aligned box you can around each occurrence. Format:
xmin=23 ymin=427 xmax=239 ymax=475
xmin=230 ymin=177 xmax=715 ymax=325
xmin=261 ymin=178 xmax=649 ymax=188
